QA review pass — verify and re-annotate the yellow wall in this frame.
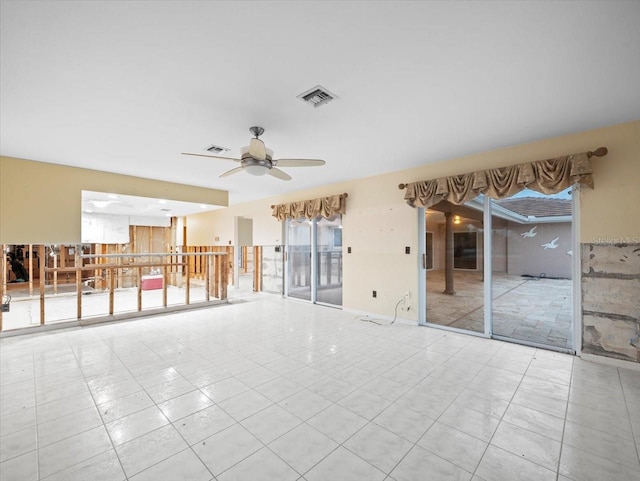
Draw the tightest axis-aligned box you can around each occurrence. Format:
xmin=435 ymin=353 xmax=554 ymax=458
xmin=187 ymin=120 xmax=640 ymax=319
xmin=0 ymin=156 xmax=228 ymax=244
xmin=579 ymin=121 xmax=640 ymax=242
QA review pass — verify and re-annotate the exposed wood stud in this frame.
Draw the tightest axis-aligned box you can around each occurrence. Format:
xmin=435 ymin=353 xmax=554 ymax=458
xmin=28 ymin=244 xmax=33 ymax=297
xmin=0 ymin=243 xmax=6 ymax=330
xmin=39 ymin=245 xmax=45 ymax=324
xmin=109 ymin=268 xmax=115 ymax=315
xmin=76 ymin=246 xmax=82 ymax=319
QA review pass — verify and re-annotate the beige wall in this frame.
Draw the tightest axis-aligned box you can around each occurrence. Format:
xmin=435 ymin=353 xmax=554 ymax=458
xmin=187 ymin=120 xmax=640 ymax=321
xmin=0 ymin=156 xmax=228 ymax=244
xmin=580 ymin=121 xmax=640 ymax=243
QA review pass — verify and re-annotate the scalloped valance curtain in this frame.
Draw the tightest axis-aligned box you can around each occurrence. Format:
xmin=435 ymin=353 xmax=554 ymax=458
xmin=402 ymin=150 xmax=601 ymax=209
xmin=271 ymin=193 xmax=348 ymax=221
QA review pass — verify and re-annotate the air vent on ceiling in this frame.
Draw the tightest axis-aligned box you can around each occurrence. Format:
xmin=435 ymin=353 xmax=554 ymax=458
xmin=297 ymin=85 xmax=338 ymax=108
xmin=205 ymin=144 xmax=230 ymax=154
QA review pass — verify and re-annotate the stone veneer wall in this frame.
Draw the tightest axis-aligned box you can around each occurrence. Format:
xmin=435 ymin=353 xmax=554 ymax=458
xmin=581 ymin=243 xmax=640 ymax=362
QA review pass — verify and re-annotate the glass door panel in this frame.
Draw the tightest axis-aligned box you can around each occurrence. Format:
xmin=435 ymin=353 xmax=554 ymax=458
xmin=490 ymin=188 xmax=573 ymax=349
xmin=425 ymin=201 xmax=485 ymax=333
xmin=316 ymin=217 xmax=342 ymax=306
xmin=287 ymin=219 xmax=312 ymax=301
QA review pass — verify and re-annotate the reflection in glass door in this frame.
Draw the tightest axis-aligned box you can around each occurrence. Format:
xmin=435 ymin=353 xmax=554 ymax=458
xmin=453 ymin=232 xmax=478 ymax=270
xmin=287 ymin=219 xmax=312 ymax=301
xmin=316 ymin=217 xmax=343 ymax=306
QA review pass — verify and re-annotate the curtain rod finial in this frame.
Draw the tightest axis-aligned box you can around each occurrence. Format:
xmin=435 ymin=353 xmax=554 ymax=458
xmin=588 ymin=147 xmax=608 ymax=158
xmin=398 ymin=183 xmax=406 ymax=190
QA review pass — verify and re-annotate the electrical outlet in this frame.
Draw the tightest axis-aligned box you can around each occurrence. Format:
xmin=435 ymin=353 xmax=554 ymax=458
xmin=404 ymin=291 xmax=411 ymax=310
xmin=372 ymin=290 xmax=377 ymax=298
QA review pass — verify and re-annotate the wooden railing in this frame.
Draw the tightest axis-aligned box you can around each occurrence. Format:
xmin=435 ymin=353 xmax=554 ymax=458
xmin=0 ymin=249 xmax=228 ymax=331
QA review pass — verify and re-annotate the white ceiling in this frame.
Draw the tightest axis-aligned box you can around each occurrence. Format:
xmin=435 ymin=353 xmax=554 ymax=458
xmin=2 ymin=1 xmax=639 ymax=206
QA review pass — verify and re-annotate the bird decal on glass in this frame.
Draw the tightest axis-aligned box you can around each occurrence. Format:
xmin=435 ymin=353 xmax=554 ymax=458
xmin=521 ymin=226 xmax=537 ymax=238
xmin=541 ymin=237 xmax=560 ymax=249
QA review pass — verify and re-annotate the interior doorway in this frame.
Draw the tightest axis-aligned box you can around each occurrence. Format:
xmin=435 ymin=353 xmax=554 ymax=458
xmin=234 ymin=216 xmax=254 ymax=294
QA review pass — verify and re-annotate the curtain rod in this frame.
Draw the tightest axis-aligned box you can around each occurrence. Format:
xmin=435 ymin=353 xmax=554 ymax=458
xmin=271 ymin=192 xmax=348 ymax=209
xmin=397 ymin=147 xmax=608 ymax=190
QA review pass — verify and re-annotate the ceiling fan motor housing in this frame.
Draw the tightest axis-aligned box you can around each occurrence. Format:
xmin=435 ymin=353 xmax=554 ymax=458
xmin=241 ymin=154 xmax=272 ymax=175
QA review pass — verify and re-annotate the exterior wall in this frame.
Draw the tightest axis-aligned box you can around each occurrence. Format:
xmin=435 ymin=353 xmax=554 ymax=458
xmin=429 ymin=218 xmax=571 ymax=278
xmin=0 ymin=156 xmax=228 ymax=244
xmin=505 ymin=221 xmax=572 ymax=278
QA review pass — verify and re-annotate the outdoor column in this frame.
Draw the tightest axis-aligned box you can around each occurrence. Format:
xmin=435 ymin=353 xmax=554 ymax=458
xmin=443 ymin=212 xmax=455 ymax=295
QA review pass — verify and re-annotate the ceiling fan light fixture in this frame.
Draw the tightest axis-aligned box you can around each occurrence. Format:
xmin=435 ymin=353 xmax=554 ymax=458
xmin=183 ymin=125 xmax=325 ymax=181
xmin=244 ymin=164 xmax=270 ymax=176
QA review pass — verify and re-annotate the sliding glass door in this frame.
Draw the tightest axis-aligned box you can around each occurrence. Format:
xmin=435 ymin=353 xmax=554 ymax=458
xmin=316 ymin=217 xmax=343 ymax=306
xmin=286 ymin=216 xmax=342 ymax=307
xmin=424 ymin=200 xmax=485 ymax=334
xmin=286 ymin=219 xmax=312 ymax=301
xmin=420 ymin=189 xmax=575 ymax=352
xmin=490 ymin=189 xmax=573 ymax=350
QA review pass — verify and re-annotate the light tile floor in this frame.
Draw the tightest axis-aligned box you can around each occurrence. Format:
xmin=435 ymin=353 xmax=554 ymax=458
xmin=1 ymin=295 xmax=639 ymax=481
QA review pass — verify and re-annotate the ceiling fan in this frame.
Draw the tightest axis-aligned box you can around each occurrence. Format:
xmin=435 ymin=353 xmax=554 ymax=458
xmin=182 ymin=126 xmax=325 ymax=181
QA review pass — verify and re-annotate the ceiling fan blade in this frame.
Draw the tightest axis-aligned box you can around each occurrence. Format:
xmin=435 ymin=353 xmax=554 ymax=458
xmin=181 ymin=152 xmax=240 ymax=162
xmin=268 ymin=168 xmax=292 ymax=181
xmin=219 ymin=167 xmax=244 ymax=178
xmin=248 ymin=138 xmax=267 ymax=160
xmin=274 ymin=158 xmax=326 ymax=167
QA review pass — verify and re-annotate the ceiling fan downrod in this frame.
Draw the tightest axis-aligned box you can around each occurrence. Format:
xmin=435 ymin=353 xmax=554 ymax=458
xmin=249 ymin=126 xmax=264 ymax=138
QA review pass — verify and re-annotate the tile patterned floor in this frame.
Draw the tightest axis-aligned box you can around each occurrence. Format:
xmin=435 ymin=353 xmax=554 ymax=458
xmin=1 ymin=295 xmax=639 ymax=481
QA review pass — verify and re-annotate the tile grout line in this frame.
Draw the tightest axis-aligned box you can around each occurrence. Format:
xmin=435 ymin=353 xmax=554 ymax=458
xmin=32 ymin=345 xmax=40 ymax=480
xmin=554 ymin=353 xmax=576 ymax=481
xmin=617 ymin=367 xmax=640 ymax=470
xmin=68 ymin=336 xmax=131 ymax=481
xmin=211 ymin=324 xmax=437 ymax=479
xmin=321 ymin=340 xmax=475 ymax=479
xmin=466 ymin=343 xmax=538 ymax=479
